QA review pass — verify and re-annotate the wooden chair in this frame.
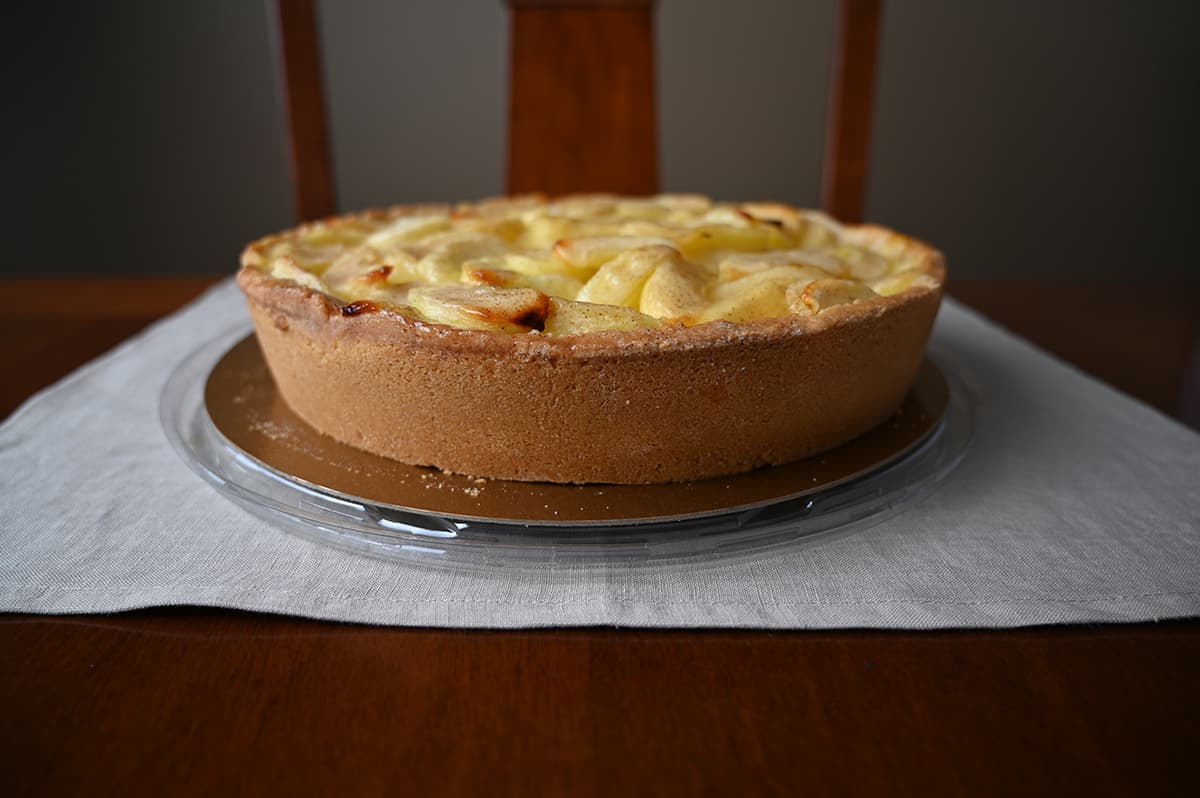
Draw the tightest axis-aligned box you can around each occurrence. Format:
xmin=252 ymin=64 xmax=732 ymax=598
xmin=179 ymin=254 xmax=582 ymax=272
xmin=269 ymin=0 xmax=883 ymax=223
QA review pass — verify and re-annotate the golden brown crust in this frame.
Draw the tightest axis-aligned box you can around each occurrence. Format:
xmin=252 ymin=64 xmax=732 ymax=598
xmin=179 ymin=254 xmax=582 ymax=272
xmin=235 ymin=198 xmax=945 ymax=484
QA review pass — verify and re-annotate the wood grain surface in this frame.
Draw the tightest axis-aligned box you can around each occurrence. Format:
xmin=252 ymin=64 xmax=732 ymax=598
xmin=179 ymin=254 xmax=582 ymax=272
xmin=1 ymin=611 xmax=1197 ymax=796
xmin=822 ymin=0 xmax=884 ymax=223
xmin=506 ymin=0 xmax=658 ymax=195
xmin=1 ymin=277 xmax=1197 ymax=796
xmin=270 ymin=0 xmax=336 ymax=222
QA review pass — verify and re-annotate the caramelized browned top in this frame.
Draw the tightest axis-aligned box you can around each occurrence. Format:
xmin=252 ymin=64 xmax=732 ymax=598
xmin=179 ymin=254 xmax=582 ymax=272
xmin=241 ymin=194 xmax=941 ymax=335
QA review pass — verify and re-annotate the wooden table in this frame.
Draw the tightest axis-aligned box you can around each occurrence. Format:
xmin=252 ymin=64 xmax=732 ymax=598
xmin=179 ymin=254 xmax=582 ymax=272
xmin=1 ymin=278 xmax=1197 ymax=796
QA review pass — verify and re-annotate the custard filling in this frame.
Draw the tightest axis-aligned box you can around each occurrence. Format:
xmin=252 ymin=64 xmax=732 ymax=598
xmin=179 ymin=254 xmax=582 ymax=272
xmin=244 ymin=194 xmax=936 ymax=334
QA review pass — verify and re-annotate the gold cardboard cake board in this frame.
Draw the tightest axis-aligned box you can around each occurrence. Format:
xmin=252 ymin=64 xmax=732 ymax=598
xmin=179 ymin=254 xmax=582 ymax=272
xmin=204 ymin=336 xmax=948 ymax=526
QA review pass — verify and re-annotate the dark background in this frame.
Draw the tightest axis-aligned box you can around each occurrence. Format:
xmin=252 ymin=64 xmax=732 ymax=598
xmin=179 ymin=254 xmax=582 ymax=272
xmin=3 ymin=0 xmax=1197 ymax=279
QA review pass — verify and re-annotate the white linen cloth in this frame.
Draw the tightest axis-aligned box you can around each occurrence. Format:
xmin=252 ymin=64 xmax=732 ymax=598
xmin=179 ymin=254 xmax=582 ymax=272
xmin=1 ymin=280 xmax=1197 ymax=628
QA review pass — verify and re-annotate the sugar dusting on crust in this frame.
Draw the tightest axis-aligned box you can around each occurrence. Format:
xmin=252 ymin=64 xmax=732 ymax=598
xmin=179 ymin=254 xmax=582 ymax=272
xmin=416 ymin=469 xmax=488 ymax=498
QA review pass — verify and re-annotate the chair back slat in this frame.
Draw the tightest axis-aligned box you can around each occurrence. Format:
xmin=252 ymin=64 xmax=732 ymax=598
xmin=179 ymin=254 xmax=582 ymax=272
xmin=506 ymin=0 xmax=658 ymax=196
xmin=270 ymin=0 xmax=336 ymax=221
xmin=821 ymin=0 xmax=884 ymax=223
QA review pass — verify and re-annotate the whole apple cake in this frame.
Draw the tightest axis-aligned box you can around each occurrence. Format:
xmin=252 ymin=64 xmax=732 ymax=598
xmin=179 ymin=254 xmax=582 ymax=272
xmin=236 ymin=194 xmax=944 ymax=484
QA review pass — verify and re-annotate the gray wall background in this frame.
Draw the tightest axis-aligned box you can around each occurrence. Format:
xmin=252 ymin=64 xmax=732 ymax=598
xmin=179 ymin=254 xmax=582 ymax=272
xmin=4 ymin=0 xmax=1197 ymax=279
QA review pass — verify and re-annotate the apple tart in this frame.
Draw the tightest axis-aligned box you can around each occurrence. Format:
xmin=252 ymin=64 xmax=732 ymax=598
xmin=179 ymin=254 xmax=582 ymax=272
xmin=236 ymin=194 xmax=944 ymax=484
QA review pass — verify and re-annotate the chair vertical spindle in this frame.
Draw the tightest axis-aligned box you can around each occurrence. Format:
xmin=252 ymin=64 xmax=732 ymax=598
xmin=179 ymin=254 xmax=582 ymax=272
xmin=822 ymin=0 xmax=884 ymax=223
xmin=269 ymin=0 xmax=337 ymax=221
xmin=506 ymin=0 xmax=658 ymax=196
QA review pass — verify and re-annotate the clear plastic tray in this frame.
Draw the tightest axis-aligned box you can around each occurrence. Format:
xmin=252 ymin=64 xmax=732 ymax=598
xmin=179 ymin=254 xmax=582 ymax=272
xmin=162 ymin=325 xmax=974 ymax=571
